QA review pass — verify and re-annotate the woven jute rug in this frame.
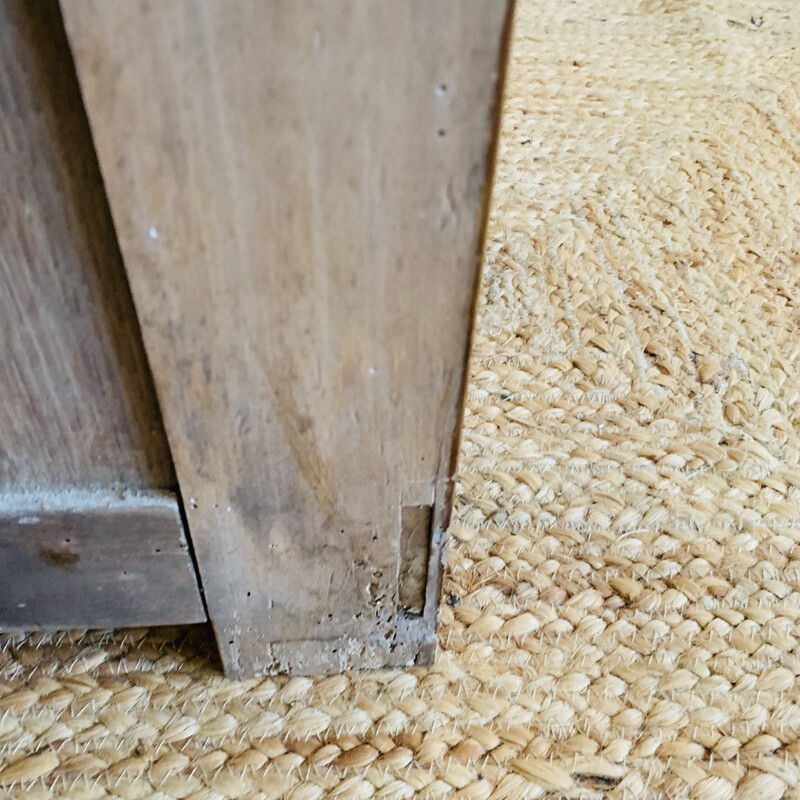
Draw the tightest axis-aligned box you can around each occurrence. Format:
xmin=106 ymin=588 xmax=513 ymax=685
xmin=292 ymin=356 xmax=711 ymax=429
xmin=5 ymin=1 xmax=800 ymax=797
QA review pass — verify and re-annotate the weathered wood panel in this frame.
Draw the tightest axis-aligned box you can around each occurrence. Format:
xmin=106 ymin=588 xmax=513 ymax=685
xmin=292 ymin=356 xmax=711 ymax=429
xmin=64 ymin=0 xmax=513 ymax=676
xmin=0 ymin=2 xmax=205 ymax=632
xmin=0 ymin=0 xmax=174 ymax=490
xmin=0 ymin=492 xmax=206 ymax=629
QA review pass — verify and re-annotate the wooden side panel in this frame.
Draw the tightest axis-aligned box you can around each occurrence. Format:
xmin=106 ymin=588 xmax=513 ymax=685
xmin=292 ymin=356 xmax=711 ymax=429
xmin=0 ymin=3 xmax=205 ymax=632
xmin=63 ymin=0 xmax=513 ymax=676
xmin=0 ymin=0 xmax=174 ymax=490
xmin=0 ymin=492 xmax=206 ymax=629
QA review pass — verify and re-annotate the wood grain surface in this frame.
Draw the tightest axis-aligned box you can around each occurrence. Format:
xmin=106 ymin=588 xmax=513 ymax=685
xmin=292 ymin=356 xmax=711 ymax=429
xmin=0 ymin=0 xmax=175 ymax=491
xmin=63 ymin=0 xmax=513 ymax=676
xmin=0 ymin=492 xmax=206 ymax=629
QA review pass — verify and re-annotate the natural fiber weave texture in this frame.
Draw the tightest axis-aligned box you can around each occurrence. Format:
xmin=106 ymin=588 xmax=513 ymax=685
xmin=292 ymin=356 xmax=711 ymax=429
xmin=5 ymin=0 xmax=800 ymax=797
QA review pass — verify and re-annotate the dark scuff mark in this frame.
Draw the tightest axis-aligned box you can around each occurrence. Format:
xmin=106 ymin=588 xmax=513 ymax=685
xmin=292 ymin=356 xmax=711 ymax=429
xmin=39 ymin=547 xmax=80 ymax=568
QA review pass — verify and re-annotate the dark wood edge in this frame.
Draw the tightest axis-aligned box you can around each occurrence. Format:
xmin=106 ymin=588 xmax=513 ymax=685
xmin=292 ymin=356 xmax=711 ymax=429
xmin=424 ymin=0 xmax=518 ymax=647
xmin=0 ymin=491 xmax=207 ymax=630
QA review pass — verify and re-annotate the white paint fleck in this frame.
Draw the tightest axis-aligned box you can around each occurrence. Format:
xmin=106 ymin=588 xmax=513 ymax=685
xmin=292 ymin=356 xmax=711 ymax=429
xmin=148 ymin=226 xmax=159 ymax=240
xmin=368 ymin=367 xmax=376 ymax=375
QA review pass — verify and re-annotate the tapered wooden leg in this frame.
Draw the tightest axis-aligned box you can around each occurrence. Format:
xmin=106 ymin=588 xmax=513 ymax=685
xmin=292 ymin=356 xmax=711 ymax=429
xmin=63 ymin=0 xmax=514 ymax=677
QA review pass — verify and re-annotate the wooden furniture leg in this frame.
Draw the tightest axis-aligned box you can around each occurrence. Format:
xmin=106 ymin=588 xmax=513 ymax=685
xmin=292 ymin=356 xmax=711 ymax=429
xmin=63 ymin=0 xmax=514 ymax=676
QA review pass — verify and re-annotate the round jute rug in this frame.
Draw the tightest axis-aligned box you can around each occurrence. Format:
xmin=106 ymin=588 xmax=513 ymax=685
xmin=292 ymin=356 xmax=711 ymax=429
xmin=4 ymin=0 xmax=800 ymax=797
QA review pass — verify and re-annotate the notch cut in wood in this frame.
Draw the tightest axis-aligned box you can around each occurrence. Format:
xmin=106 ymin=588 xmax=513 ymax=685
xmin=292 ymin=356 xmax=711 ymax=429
xmin=399 ymin=504 xmax=433 ymax=616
